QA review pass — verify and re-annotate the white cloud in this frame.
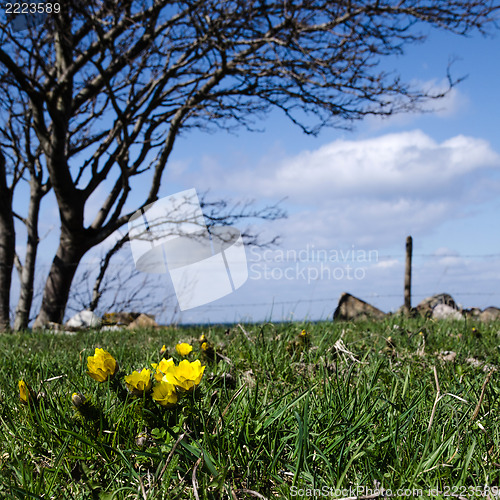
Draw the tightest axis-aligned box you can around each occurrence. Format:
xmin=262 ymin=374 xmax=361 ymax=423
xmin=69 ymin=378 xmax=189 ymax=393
xmin=243 ymin=130 xmax=500 ymax=201
xmin=373 ymin=259 xmax=401 ymax=269
xmin=203 ymin=130 xmax=500 ymax=249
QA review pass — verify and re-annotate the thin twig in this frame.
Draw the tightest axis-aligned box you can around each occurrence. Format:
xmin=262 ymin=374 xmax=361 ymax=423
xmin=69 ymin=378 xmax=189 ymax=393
xmin=138 ymin=475 xmax=147 ymax=500
xmin=236 ymin=489 xmax=269 ymax=499
xmin=216 ymin=351 xmax=234 ymax=365
xmin=446 ymin=444 xmax=461 ymax=464
xmin=333 ymin=339 xmax=362 ymax=363
xmin=237 ymin=323 xmax=252 ymax=341
xmin=427 ymin=366 xmax=440 ymax=433
xmin=42 ymin=374 xmax=67 ymax=383
xmin=439 ymin=393 xmax=468 ymax=404
xmin=443 ymin=370 xmax=495 ymax=464
xmin=433 ymin=365 xmax=440 ymax=393
xmin=157 ymin=432 xmax=185 ymax=483
xmin=471 ymin=369 xmax=494 ymax=422
xmin=192 ymin=457 xmax=201 ymax=500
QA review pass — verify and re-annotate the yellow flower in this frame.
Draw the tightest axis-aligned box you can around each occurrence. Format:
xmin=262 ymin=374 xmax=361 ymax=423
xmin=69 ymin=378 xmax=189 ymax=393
xmin=199 ymin=333 xmax=206 ymax=342
xmin=87 ymin=348 xmax=118 ymax=382
xmin=124 ymin=368 xmax=152 ymax=396
xmin=298 ymin=329 xmax=310 ymax=347
xmin=200 ymin=340 xmax=215 ymax=360
xmin=151 ymin=357 xmax=176 ymax=382
xmin=160 ymin=345 xmax=167 ymax=355
xmin=19 ymin=380 xmax=36 ymax=405
xmin=175 ymin=343 xmax=193 ymax=356
xmin=164 ymin=359 xmax=205 ymax=392
xmin=152 ymin=380 xmax=178 ymax=407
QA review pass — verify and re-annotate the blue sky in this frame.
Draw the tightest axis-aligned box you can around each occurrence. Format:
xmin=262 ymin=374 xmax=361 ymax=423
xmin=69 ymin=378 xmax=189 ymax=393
xmin=151 ymin=26 xmax=500 ymax=324
xmin=13 ymin=23 xmax=500 ymax=325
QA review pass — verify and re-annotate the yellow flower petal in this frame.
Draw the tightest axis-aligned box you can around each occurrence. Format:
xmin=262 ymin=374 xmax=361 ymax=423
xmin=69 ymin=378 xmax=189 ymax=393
xmin=165 ymin=359 xmax=205 ymax=392
xmin=124 ymin=368 xmax=152 ymax=396
xmin=152 ymin=381 xmax=178 ymax=407
xmin=19 ymin=380 xmax=29 ymax=404
xmin=19 ymin=380 xmax=37 ymax=405
xmin=87 ymin=348 xmax=118 ymax=383
xmin=152 ymin=358 xmax=175 ymax=382
xmin=175 ymin=343 xmax=193 ymax=356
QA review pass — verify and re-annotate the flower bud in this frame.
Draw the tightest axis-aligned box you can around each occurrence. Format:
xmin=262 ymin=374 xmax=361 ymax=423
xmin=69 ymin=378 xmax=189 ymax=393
xmin=71 ymin=392 xmax=86 ymax=408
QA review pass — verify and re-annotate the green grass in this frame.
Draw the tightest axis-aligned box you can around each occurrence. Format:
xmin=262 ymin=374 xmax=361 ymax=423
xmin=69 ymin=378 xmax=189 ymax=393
xmin=1 ymin=317 xmax=500 ymax=499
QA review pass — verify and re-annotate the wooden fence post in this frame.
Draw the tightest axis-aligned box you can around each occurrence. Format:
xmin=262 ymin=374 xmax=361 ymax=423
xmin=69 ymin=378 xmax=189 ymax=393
xmin=404 ymin=235 xmax=412 ymax=315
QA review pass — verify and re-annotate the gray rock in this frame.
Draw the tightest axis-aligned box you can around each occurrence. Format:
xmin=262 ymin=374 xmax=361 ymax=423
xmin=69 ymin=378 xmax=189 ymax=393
xmin=464 ymin=307 xmax=482 ymax=318
xmin=102 ymin=311 xmax=142 ymax=326
xmin=416 ymin=293 xmax=458 ymax=318
xmin=66 ymin=310 xmax=102 ymax=329
xmin=127 ymin=313 xmax=158 ymax=329
xmin=432 ymin=304 xmax=463 ymax=320
xmin=479 ymin=307 xmax=500 ymax=322
xmin=333 ymin=292 xmax=386 ymax=322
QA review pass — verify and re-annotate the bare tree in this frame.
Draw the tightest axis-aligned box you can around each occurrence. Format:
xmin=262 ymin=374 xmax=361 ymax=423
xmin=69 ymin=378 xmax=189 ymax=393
xmin=0 ymin=85 xmax=52 ymax=331
xmin=12 ymin=163 xmax=50 ymax=331
xmin=0 ymin=0 xmax=498 ymax=328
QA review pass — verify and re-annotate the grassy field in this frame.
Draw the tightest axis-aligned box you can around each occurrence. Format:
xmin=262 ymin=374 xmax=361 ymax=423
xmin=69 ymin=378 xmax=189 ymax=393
xmin=1 ymin=317 xmax=500 ymax=499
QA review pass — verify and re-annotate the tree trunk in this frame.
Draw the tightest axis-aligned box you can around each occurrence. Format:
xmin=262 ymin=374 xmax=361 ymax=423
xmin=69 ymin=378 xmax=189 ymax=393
xmin=0 ymin=178 xmax=16 ymax=331
xmin=14 ymin=179 xmax=43 ymax=331
xmin=32 ymin=229 xmax=87 ymax=328
xmin=0 ymin=205 xmax=15 ymax=332
xmin=0 ymin=153 xmax=14 ymax=332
